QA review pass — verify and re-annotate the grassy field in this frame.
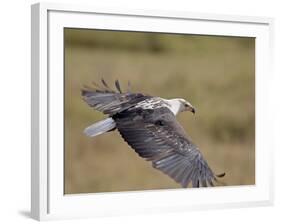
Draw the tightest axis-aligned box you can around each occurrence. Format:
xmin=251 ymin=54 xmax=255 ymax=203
xmin=64 ymin=29 xmax=255 ymax=194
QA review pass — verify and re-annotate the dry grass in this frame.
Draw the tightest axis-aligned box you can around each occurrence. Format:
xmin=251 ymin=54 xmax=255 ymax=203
xmin=64 ymin=29 xmax=255 ymax=194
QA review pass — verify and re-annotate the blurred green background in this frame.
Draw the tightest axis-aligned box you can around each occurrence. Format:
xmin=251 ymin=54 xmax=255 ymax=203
xmin=64 ymin=28 xmax=255 ymax=194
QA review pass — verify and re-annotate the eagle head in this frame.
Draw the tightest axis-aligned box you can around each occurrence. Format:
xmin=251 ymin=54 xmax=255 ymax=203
xmin=178 ymin=98 xmax=196 ymax=114
xmin=164 ymin=98 xmax=195 ymax=115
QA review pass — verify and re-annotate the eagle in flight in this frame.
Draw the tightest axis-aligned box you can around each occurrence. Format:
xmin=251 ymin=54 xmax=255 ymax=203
xmin=82 ymin=79 xmax=224 ymax=188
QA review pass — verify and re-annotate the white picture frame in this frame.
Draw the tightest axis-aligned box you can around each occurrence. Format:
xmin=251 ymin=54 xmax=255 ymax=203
xmin=31 ymin=2 xmax=274 ymax=221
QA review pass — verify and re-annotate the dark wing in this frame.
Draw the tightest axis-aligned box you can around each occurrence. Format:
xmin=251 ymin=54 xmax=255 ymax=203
xmin=82 ymin=79 xmax=151 ymax=116
xmin=113 ymin=107 xmax=221 ymax=187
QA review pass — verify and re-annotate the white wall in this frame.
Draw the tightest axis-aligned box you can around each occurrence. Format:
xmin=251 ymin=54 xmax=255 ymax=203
xmin=0 ymin=0 xmax=279 ymax=223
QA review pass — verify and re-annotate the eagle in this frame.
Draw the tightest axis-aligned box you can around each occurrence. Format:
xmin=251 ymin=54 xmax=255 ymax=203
xmin=82 ymin=79 xmax=225 ymax=188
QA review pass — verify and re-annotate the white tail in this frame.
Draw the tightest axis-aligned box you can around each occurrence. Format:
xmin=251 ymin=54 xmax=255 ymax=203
xmin=84 ymin=118 xmax=116 ymax=137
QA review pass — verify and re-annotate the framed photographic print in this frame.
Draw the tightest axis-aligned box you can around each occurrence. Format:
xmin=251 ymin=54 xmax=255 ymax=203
xmin=31 ymin=2 xmax=274 ymax=221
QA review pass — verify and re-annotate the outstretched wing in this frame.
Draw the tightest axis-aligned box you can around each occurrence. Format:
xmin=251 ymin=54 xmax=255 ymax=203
xmin=113 ymin=107 xmax=222 ymax=187
xmin=82 ymin=79 xmax=151 ymax=116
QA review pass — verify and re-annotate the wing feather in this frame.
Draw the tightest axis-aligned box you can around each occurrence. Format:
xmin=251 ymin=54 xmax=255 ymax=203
xmin=115 ymin=80 xmax=122 ymax=93
xmin=82 ymin=80 xmax=150 ymax=115
xmin=113 ymin=107 xmax=222 ymax=188
xmin=101 ymin=78 xmax=110 ymax=89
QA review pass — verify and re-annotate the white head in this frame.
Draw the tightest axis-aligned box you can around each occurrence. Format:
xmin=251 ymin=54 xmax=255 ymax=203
xmin=177 ymin=98 xmax=196 ymax=114
xmin=164 ymin=98 xmax=195 ymax=116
